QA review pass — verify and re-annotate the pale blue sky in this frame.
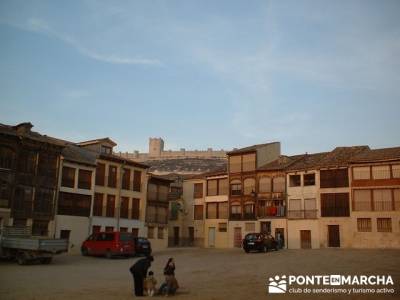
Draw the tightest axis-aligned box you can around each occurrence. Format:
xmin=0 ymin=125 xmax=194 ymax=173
xmin=0 ymin=0 xmax=399 ymax=155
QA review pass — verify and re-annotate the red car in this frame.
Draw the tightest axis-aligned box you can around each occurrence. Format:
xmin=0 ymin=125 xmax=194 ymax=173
xmin=81 ymin=231 xmax=135 ymax=258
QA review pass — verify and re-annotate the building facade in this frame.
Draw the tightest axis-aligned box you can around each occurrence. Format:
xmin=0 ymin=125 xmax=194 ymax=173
xmin=77 ymin=139 xmax=149 ymax=237
xmin=0 ymin=122 xmax=64 ymax=237
xmin=146 ymin=174 xmax=172 ymax=251
xmin=55 ymin=144 xmax=97 ymax=254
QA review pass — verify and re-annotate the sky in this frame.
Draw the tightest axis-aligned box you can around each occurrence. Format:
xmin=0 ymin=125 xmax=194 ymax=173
xmin=0 ymin=0 xmax=399 ymax=155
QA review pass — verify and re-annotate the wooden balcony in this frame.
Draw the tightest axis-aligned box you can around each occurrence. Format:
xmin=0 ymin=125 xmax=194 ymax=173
xmin=287 ymin=209 xmax=318 ymax=219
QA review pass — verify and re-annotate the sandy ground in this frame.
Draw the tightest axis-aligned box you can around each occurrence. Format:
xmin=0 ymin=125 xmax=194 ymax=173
xmin=0 ymin=248 xmax=399 ymax=300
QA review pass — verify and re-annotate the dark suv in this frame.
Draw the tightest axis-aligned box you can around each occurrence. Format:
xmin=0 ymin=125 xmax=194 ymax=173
xmin=133 ymin=237 xmax=152 ymax=256
xmin=242 ymin=233 xmax=278 ymax=253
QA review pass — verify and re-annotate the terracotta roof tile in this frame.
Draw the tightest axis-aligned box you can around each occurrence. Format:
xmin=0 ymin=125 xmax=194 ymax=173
xmin=351 ymin=146 xmax=400 ymax=163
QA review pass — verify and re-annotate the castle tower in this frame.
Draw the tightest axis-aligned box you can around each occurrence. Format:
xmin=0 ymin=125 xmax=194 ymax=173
xmin=149 ymin=137 xmax=164 ymax=158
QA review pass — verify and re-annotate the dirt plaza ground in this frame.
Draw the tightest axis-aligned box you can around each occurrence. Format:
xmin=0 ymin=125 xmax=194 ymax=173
xmin=0 ymin=248 xmax=399 ymax=300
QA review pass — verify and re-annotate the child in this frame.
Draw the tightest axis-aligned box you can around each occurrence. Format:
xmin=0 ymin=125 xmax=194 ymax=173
xmin=144 ymin=271 xmax=157 ymax=296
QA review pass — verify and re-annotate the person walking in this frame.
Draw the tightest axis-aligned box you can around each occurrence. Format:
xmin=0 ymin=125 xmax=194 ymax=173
xmin=129 ymin=255 xmax=154 ymax=296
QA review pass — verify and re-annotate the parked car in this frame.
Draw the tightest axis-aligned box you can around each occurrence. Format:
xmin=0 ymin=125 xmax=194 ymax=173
xmin=132 ymin=237 xmax=152 ymax=256
xmin=81 ymin=231 xmax=135 ymax=258
xmin=242 ymin=233 xmax=278 ymax=253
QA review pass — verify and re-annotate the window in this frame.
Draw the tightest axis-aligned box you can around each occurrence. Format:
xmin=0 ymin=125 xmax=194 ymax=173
xmin=372 ymin=165 xmax=390 ymax=179
xmin=357 ymin=218 xmax=372 ymax=232
xmin=93 ymin=193 xmax=103 ymax=216
xmin=231 ymin=205 xmax=242 ymax=218
xmin=320 ymin=169 xmax=349 ymax=188
xmin=242 ymin=153 xmax=256 ymax=172
xmin=394 ymin=189 xmax=400 ymax=210
xmin=61 ymin=167 xmax=75 ymax=188
xmin=105 ymin=226 xmax=114 ymax=232
xmin=58 ymin=192 xmax=91 ymax=217
xmin=13 ymin=186 xmax=33 ymax=214
xmin=289 ymin=175 xmax=301 ymax=187
xmin=120 ymin=197 xmax=129 ymax=219
xmin=78 ymin=169 xmax=92 ymax=189
xmin=353 ymin=166 xmax=370 ymax=180
xmin=243 ymin=178 xmax=255 ymax=195
xmin=148 ymin=183 xmax=157 ymax=201
xmin=245 ymin=222 xmax=255 ymax=232
xmin=229 ymin=155 xmax=241 ymax=173
xmin=95 ymin=163 xmax=105 ymax=186
xmin=0 ymin=179 xmax=11 ymax=208
xmin=131 ymin=198 xmax=140 ymax=219
xmin=194 ymin=205 xmax=204 ymax=220
xmin=218 ymin=223 xmax=227 ymax=232
xmin=17 ymin=150 xmax=36 ymax=174
xmin=131 ymin=228 xmax=139 ymax=237
xmin=303 ymin=173 xmax=315 ymax=186
xmin=218 ymin=202 xmax=229 ymax=219
xmin=218 ymin=178 xmax=228 ymax=195
xmin=37 ymin=153 xmax=57 ymax=177
xmin=92 ymin=225 xmax=101 ymax=233
xmin=230 ymin=180 xmax=241 ymax=196
xmin=206 ymin=203 xmax=217 ymax=219
xmin=207 ymin=180 xmax=217 ymax=196
xmin=106 ymin=195 xmax=115 ymax=217
xmin=273 ymin=177 xmax=285 ymax=192
xmin=194 ymin=183 xmax=203 ymax=198
xmin=259 ymin=177 xmax=271 ymax=193
xmin=157 ymin=206 xmax=168 ymax=224
xmin=148 ymin=226 xmax=154 ymax=239
xmin=158 ymin=227 xmax=164 ymax=239
xmin=158 ymin=185 xmax=169 ymax=201
xmin=244 ymin=203 xmax=255 ymax=217
xmin=320 ymin=193 xmax=349 ymax=217
xmin=34 ymin=187 xmax=53 ymax=215
xmin=108 ymin=165 xmax=117 ymax=188
xmin=373 ymin=189 xmax=393 ymax=211
xmin=289 ymin=199 xmax=301 ymax=210
xmin=147 ymin=205 xmax=156 ymax=222
xmin=32 ymin=220 xmax=49 ymax=236
xmin=392 ymin=165 xmax=400 ymax=178
xmin=13 ymin=218 xmax=27 ymax=227
xmin=0 ymin=146 xmax=15 ymax=169
xmin=133 ymin=170 xmax=141 ymax=192
xmin=353 ymin=190 xmax=372 ymax=211
xmin=377 ymin=218 xmax=392 ymax=232
xmin=122 ymin=168 xmax=131 ymax=190
xmin=101 ymin=146 xmax=112 ymax=155
xmin=120 ymin=227 xmax=128 ymax=232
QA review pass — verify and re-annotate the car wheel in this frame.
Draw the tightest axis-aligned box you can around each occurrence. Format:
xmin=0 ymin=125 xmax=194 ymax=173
xmin=16 ymin=252 xmax=27 ymax=265
xmin=81 ymin=247 xmax=89 ymax=256
xmin=244 ymin=248 xmax=250 ymax=253
xmin=105 ymin=250 xmax=112 ymax=259
xmin=40 ymin=257 xmax=52 ymax=264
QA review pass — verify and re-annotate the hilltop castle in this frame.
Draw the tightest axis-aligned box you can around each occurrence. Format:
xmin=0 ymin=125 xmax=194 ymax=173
xmin=118 ymin=137 xmax=227 ymax=162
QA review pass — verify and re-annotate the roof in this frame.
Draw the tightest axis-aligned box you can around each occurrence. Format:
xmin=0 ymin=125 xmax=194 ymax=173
xmin=317 ymin=146 xmax=370 ymax=167
xmin=0 ymin=122 xmax=66 ymax=147
xmin=350 ymin=146 xmax=400 ymax=163
xmin=99 ymin=153 xmax=149 ymax=169
xmin=257 ymin=154 xmax=306 ymax=171
xmin=62 ymin=144 xmax=97 ymax=166
xmin=148 ymin=173 xmax=175 ymax=183
xmin=227 ymin=141 xmax=280 ymax=155
xmin=286 ymin=152 xmax=329 ymax=171
xmin=76 ymin=137 xmax=117 ymax=147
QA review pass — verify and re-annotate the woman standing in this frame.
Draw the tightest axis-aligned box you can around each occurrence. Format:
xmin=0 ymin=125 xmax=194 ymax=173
xmin=160 ymin=257 xmax=179 ymax=295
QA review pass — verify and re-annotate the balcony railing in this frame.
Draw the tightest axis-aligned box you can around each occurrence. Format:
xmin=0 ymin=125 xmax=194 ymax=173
xmin=258 ymin=205 xmax=286 ymax=218
xmin=230 ymin=213 xmax=242 ymax=220
xmin=287 ymin=209 xmax=318 ymax=219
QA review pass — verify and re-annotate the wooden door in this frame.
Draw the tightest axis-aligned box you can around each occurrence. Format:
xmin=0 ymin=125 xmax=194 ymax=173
xmin=328 ymin=225 xmax=340 ymax=247
xmin=300 ymin=230 xmax=311 ymax=249
xmin=208 ymin=227 xmax=215 ymax=247
xmin=234 ymin=227 xmax=242 ymax=248
xmin=188 ymin=227 xmax=194 ymax=246
xmin=173 ymin=227 xmax=180 ymax=246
